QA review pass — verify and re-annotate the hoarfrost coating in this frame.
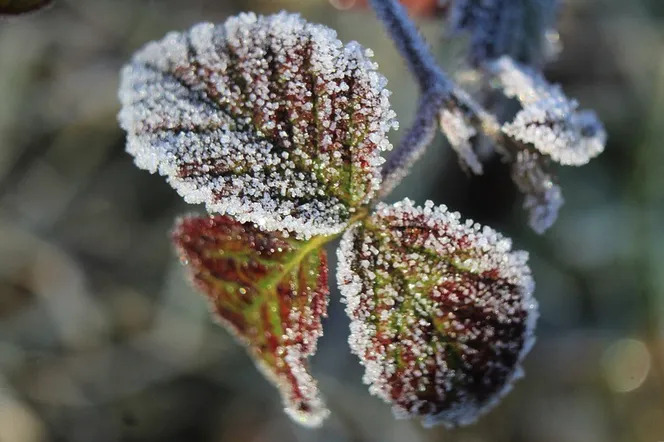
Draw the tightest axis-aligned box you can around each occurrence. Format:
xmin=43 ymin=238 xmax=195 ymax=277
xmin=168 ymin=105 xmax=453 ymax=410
xmin=119 ymin=13 xmax=397 ymax=239
xmin=173 ymin=215 xmax=330 ymax=427
xmin=511 ymin=150 xmax=564 ymax=234
xmin=489 ymin=56 xmax=607 ymax=166
xmin=337 ymin=199 xmax=537 ymax=427
xmin=439 ymin=108 xmax=482 ymax=175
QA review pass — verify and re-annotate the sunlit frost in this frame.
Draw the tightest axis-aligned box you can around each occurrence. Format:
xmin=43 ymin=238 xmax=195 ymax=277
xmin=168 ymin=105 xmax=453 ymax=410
xmin=337 ymin=198 xmax=537 ymax=427
xmin=119 ymin=13 xmax=397 ymax=239
xmin=489 ymin=56 xmax=607 ymax=166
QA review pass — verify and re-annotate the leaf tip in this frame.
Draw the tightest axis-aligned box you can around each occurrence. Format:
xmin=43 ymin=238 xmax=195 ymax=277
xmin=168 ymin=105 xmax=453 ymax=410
xmin=172 ymin=214 xmax=331 ymax=427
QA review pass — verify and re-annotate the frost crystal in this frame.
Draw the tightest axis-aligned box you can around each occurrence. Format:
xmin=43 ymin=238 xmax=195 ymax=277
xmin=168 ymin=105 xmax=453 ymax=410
xmin=486 ymin=56 xmax=558 ymax=105
xmin=444 ymin=0 xmax=559 ymax=66
xmin=337 ymin=199 xmax=537 ymax=427
xmin=489 ymin=56 xmax=607 ymax=166
xmin=119 ymin=13 xmax=397 ymax=239
xmin=173 ymin=215 xmax=330 ymax=427
xmin=439 ymin=108 xmax=482 ymax=174
xmin=511 ymin=150 xmax=563 ymax=233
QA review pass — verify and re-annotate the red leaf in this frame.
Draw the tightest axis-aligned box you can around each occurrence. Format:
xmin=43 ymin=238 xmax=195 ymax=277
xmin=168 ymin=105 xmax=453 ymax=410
xmin=173 ymin=215 xmax=331 ymax=427
xmin=337 ymin=199 xmax=537 ymax=427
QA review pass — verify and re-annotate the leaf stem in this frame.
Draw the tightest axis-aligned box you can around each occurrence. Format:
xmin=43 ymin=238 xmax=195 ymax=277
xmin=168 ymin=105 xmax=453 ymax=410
xmin=368 ymin=0 xmax=507 ymax=197
xmin=377 ymin=92 xmax=442 ymax=199
xmin=265 ymin=209 xmax=370 ymax=289
xmin=368 ymin=0 xmax=444 ymax=90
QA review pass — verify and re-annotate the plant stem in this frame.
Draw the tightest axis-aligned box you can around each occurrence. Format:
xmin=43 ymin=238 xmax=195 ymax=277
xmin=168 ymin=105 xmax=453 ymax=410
xmin=368 ymin=0 xmax=445 ymax=89
xmin=266 ymin=209 xmax=369 ymax=289
xmin=377 ymin=92 xmax=441 ymax=199
xmin=369 ymin=0 xmax=508 ymax=197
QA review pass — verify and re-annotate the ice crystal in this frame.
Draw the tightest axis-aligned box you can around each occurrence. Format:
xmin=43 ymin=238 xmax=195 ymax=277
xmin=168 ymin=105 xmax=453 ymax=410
xmin=511 ymin=150 xmax=563 ymax=233
xmin=486 ymin=56 xmax=559 ymax=105
xmin=444 ymin=0 xmax=559 ymax=66
xmin=173 ymin=215 xmax=330 ymax=427
xmin=489 ymin=56 xmax=607 ymax=166
xmin=504 ymin=101 xmax=606 ymax=166
xmin=337 ymin=198 xmax=537 ymax=427
xmin=439 ymin=108 xmax=482 ymax=174
xmin=119 ymin=13 xmax=397 ymax=239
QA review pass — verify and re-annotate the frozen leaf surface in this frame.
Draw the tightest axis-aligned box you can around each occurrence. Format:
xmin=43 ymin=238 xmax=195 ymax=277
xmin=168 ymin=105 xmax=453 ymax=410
xmin=173 ymin=215 xmax=330 ymax=427
xmin=337 ymin=199 xmax=537 ymax=427
xmin=119 ymin=13 xmax=396 ymax=238
xmin=487 ymin=56 xmax=559 ymax=105
xmin=0 ymin=0 xmax=51 ymax=14
xmin=439 ymin=108 xmax=482 ymax=174
xmin=511 ymin=150 xmax=563 ymax=233
xmin=504 ymin=101 xmax=606 ymax=166
xmin=489 ymin=56 xmax=607 ymax=166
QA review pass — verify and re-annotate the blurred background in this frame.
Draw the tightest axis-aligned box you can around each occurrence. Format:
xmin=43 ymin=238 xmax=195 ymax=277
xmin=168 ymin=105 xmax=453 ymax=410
xmin=1 ymin=0 xmax=663 ymax=441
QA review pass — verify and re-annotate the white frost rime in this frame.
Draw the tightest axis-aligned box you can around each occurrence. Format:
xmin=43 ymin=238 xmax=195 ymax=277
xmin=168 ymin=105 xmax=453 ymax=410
xmin=172 ymin=214 xmax=331 ymax=427
xmin=489 ymin=56 xmax=607 ymax=166
xmin=511 ymin=150 xmax=564 ymax=233
xmin=337 ymin=199 xmax=537 ymax=428
xmin=119 ymin=13 xmax=396 ymax=238
xmin=439 ymin=108 xmax=482 ymax=174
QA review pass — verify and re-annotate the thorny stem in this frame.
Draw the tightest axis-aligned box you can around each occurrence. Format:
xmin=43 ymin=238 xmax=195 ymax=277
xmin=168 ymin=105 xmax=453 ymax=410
xmin=369 ymin=0 xmax=508 ymax=197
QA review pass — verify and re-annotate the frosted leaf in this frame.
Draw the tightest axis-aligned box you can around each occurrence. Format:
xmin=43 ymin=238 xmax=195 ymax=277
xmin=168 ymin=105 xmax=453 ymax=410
xmin=0 ymin=0 xmax=52 ymax=14
xmin=337 ymin=199 xmax=537 ymax=427
xmin=119 ymin=13 xmax=397 ymax=239
xmin=511 ymin=150 xmax=563 ymax=234
xmin=503 ymin=100 xmax=606 ymax=166
xmin=173 ymin=215 xmax=330 ymax=427
xmin=444 ymin=0 xmax=559 ymax=66
xmin=439 ymin=108 xmax=482 ymax=174
xmin=486 ymin=56 xmax=563 ymax=105
xmin=489 ymin=56 xmax=607 ymax=166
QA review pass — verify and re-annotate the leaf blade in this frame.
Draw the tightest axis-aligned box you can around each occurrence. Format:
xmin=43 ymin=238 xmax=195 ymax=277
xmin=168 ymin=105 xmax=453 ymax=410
xmin=337 ymin=199 xmax=537 ymax=427
xmin=119 ymin=13 xmax=397 ymax=239
xmin=173 ymin=215 xmax=331 ymax=427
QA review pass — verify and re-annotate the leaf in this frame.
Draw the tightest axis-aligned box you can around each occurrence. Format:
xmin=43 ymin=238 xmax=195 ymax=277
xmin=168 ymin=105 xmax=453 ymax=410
xmin=444 ymin=0 xmax=560 ymax=66
xmin=438 ymin=107 xmax=482 ymax=174
xmin=0 ymin=0 xmax=51 ymax=15
xmin=337 ymin=199 xmax=537 ymax=428
xmin=119 ymin=13 xmax=397 ymax=239
xmin=172 ymin=215 xmax=331 ymax=427
xmin=486 ymin=55 xmax=560 ymax=105
xmin=489 ymin=56 xmax=607 ymax=166
xmin=503 ymin=99 xmax=606 ymax=166
xmin=511 ymin=149 xmax=563 ymax=234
